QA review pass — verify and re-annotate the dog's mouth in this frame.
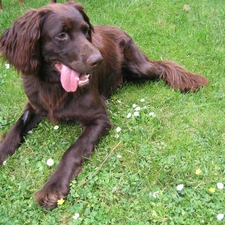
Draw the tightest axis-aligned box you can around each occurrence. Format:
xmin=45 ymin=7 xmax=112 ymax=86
xmin=54 ymin=62 xmax=90 ymax=92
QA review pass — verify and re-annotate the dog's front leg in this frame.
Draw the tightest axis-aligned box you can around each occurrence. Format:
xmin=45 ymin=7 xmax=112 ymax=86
xmin=0 ymin=103 xmax=44 ymax=164
xmin=36 ymin=115 xmax=112 ymax=210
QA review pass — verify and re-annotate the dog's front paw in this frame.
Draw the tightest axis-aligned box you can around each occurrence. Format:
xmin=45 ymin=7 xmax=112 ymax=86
xmin=35 ymin=180 xmax=70 ymax=210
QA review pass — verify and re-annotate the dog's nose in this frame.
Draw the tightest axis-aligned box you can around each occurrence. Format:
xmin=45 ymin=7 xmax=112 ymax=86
xmin=87 ymin=54 xmax=103 ymax=68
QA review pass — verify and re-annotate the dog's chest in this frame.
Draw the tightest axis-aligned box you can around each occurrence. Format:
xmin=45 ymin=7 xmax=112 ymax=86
xmin=26 ymin=83 xmax=73 ymax=121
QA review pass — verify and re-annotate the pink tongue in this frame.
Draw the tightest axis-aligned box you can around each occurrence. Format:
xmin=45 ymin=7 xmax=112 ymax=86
xmin=60 ymin=65 xmax=79 ymax=92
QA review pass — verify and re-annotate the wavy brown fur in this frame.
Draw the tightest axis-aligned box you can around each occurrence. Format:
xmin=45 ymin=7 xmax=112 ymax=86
xmin=159 ymin=60 xmax=208 ymax=92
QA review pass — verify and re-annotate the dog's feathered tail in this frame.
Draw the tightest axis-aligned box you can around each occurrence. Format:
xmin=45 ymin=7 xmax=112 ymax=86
xmin=157 ymin=60 xmax=208 ymax=92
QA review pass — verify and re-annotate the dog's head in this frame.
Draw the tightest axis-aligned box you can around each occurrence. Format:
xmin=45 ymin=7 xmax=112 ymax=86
xmin=0 ymin=2 xmax=103 ymax=92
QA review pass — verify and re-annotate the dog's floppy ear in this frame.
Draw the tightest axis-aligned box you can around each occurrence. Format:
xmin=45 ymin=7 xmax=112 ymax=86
xmin=0 ymin=9 xmax=48 ymax=75
xmin=70 ymin=2 xmax=94 ymax=37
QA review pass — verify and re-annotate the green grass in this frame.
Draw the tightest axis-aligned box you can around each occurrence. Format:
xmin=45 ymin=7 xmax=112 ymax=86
xmin=0 ymin=0 xmax=225 ymax=224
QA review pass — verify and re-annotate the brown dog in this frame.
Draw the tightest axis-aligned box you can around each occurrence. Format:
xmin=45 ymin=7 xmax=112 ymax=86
xmin=0 ymin=2 xmax=208 ymax=210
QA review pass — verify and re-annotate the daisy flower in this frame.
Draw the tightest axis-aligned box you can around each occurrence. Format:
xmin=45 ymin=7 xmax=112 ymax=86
xmin=217 ymin=213 xmax=224 ymax=221
xmin=134 ymin=112 xmax=140 ymax=117
xmin=149 ymin=112 xmax=156 ymax=117
xmin=5 ymin=64 xmax=10 ymax=69
xmin=183 ymin=4 xmax=190 ymax=11
xmin=135 ymin=106 xmax=141 ymax=111
xmin=117 ymin=154 xmax=122 ymax=158
xmin=140 ymin=98 xmax=145 ymax=102
xmin=54 ymin=125 xmax=59 ymax=130
xmin=176 ymin=184 xmax=184 ymax=191
xmin=116 ymin=127 xmax=121 ymax=132
xmin=152 ymin=191 xmax=160 ymax=198
xmin=46 ymin=158 xmax=54 ymax=167
xmin=73 ymin=213 xmax=80 ymax=220
xmin=217 ymin=182 xmax=224 ymax=190
xmin=132 ymin=104 xmax=137 ymax=108
xmin=127 ymin=113 xmax=132 ymax=118
xmin=112 ymin=187 xmax=118 ymax=193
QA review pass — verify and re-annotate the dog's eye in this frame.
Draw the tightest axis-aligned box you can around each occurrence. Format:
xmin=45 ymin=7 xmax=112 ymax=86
xmin=82 ymin=26 xmax=90 ymax=37
xmin=56 ymin=32 xmax=69 ymax=40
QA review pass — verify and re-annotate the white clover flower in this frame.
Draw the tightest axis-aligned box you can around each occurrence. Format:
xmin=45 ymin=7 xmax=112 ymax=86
xmin=73 ymin=213 xmax=80 ymax=220
xmin=127 ymin=113 xmax=132 ymax=118
xmin=140 ymin=98 xmax=145 ymax=102
xmin=117 ymin=154 xmax=122 ymax=158
xmin=134 ymin=112 xmax=140 ymax=117
xmin=115 ymin=134 xmax=119 ymax=138
xmin=132 ymin=104 xmax=137 ymax=108
xmin=3 ymin=160 xmax=6 ymax=166
xmin=46 ymin=158 xmax=54 ymax=167
xmin=54 ymin=125 xmax=59 ymax=130
xmin=217 ymin=182 xmax=224 ymax=190
xmin=116 ymin=127 xmax=121 ymax=132
xmin=176 ymin=184 xmax=184 ymax=191
xmin=5 ymin=64 xmax=10 ymax=69
xmin=149 ymin=112 xmax=156 ymax=117
xmin=135 ymin=106 xmax=141 ymax=111
xmin=217 ymin=213 xmax=224 ymax=221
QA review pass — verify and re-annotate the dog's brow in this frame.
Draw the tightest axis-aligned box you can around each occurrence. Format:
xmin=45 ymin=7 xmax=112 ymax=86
xmin=80 ymin=23 xmax=89 ymax=30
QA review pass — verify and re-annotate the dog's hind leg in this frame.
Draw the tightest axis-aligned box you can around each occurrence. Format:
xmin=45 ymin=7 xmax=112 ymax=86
xmin=122 ymin=39 xmax=208 ymax=92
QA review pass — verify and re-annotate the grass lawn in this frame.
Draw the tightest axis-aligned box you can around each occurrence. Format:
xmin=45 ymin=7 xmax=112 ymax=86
xmin=0 ymin=0 xmax=225 ymax=224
